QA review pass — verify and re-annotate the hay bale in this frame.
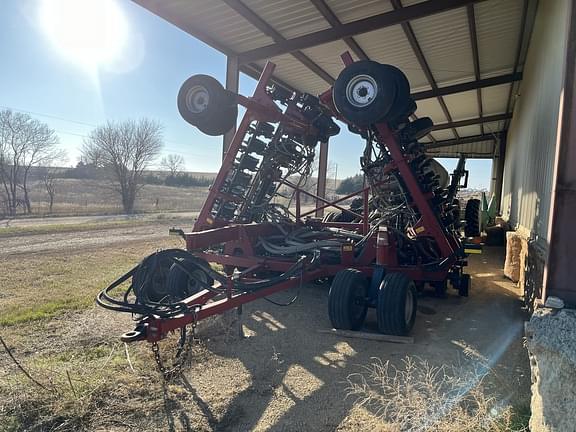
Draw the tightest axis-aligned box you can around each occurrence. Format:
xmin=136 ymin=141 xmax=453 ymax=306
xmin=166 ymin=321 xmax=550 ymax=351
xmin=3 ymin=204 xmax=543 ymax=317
xmin=504 ymin=231 xmax=522 ymax=282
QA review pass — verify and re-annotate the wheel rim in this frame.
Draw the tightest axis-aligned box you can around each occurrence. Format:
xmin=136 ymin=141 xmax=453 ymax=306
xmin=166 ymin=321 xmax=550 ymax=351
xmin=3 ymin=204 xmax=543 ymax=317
xmin=185 ymin=85 xmax=210 ymax=114
xmin=404 ymin=286 xmax=414 ymax=324
xmin=345 ymin=75 xmax=378 ymax=108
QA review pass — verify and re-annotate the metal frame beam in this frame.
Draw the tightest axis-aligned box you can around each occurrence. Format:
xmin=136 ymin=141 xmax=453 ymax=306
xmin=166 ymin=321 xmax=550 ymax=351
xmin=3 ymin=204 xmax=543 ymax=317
xmin=411 ymin=73 xmax=522 ymax=100
xmin=315 ymin=141 xmax=329 ymax=217
xmin=431 ymin=113 xmax=511 ymax=132
xmin=424 ymin=133 xmax=497 ymax=150
xmin=309 ymin=0 xmax=369 ymax=61
xmin=223 ymin=56 xmax=240 ymax=159
xmin=467 ymin=4 xmax=484 ymax=135
xmin=238 ymin=0 xmax=485 ymax=63
xmin=223 ymin=0 xmax=335 ymax=84
xmin=493 ymin=132 xmax=506 ymax=213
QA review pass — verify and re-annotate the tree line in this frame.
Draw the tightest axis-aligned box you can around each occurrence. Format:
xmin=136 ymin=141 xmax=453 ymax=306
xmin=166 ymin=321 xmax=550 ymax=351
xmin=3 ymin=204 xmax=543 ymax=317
xmin=0 ymin=108 xmax=205 ymax=216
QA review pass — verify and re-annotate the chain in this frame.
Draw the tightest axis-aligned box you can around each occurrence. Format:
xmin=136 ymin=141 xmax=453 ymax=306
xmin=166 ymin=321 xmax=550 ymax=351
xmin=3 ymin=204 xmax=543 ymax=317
xmin=151 ymin=307 xmax=199 ymax=380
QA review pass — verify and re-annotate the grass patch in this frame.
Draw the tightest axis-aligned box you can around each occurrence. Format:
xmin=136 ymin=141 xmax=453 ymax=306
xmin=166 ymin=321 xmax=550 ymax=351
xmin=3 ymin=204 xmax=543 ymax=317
xmin=0 ymin=298 xmax=92 ymax=326
xmin=0 ymin=237 xmax=180 ymax=327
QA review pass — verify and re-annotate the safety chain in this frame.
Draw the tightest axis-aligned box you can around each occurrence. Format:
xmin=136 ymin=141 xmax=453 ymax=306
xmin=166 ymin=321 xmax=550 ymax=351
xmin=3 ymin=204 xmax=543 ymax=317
xmin=151 ymin=307 xmax=199 ymax=380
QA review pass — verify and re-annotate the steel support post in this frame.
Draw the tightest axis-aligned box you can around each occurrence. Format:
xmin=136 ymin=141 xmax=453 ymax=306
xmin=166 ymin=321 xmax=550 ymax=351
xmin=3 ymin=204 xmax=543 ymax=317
xmin=543 ymin=0 xmax=576 ymax=305
xmin=223 ymin=55 xmax=239 ymax=159
xmin=315 ymin=140 xmax=329 ymax=217
xmin=493 ymin=132 xmax=506 ymax=214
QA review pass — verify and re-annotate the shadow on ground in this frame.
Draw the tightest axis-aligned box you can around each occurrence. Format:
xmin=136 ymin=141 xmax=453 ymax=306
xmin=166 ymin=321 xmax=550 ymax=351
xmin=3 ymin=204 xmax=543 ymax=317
xmin=161 ymin=246 xmax=530 ymax=431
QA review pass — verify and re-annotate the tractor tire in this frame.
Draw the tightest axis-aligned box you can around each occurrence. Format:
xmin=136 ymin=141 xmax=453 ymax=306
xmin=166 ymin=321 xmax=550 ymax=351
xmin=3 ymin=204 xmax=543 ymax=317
xmin=177 ymin=74 xmax=238 ymax=136
xmin=376 ymin=273 xmax=417 ymax=336
xmin=333 ymin=61 xmax=404 ymax=126
xmin=166 ymin=258 xmax=213 ymax=301
xmin=464 ymin=198 xmax=481 ymax=237
xmin=328 ymin=269 xmax=369 ymax=330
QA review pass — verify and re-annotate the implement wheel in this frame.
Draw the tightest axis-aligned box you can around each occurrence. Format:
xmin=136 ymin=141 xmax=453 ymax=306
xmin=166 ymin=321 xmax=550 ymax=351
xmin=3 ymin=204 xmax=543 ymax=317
xmin=464 ymin=198 xmax=481 ymax=237
xmin=177 ymin=74 xmax=238 ymax=136
xmin=328 ymin=269 xmax=368 ymax=330
xmin=333 ymin=61 xmax=397 ymax=126
xmin=377 ymin=273 xmax=417 ymax=336
xmin=166 ymin=258 xmax=213 ymax=301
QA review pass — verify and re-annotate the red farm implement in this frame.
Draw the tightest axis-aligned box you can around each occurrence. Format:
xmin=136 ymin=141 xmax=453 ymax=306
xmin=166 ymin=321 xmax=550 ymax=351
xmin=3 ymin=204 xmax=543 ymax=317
xmin=97 ymin=53 xmax=477 ymax=378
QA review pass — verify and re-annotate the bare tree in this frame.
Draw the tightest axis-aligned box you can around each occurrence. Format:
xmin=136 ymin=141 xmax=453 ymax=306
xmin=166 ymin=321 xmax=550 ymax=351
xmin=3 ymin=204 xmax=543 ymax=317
xmin=160 ymin=154 xmax=185 ymax=177
xmin=41 ymin=168 xmax=58 ymax=213
xmin=82 ymin=119 xmax=163 ymax=214
xmin=0 ymin=109 xmax=62 ymax=216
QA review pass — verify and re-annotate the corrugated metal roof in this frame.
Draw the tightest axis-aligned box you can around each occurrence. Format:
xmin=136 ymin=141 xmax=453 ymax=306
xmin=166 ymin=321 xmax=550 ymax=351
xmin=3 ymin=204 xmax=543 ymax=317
xmin=300 ymin=39 xmax=351 ymax=81
xmin=414 ymin=98 xmax=448 ymax=124
xmin=476 ymin=0 xmax=524 ymax=78
xmin=325 ymin=0 xmax=394 ymax=24
xmin=134 ymin=0 xmax=534 ymax=156
xmin=353 ymin=26 xmax=431 ymax=90
xmin=443 ymin=90 xmax=480 ymax=120
xmin=456 ymin=125 xmax=482 ymax=137
xmin=255 ymin=54 xmax=326 ymax=95
xmin=409 ymin=7 xmax=475 ymax=86
xmin=430 ymin=129 xmax=457 ymax=141
xmin=244 ymin=0 xmax=330 ymax=39
xmin=482 ymin=83 xmax=512 ymax=115
xmin=426 ymin=140 xmax=495 ymax=158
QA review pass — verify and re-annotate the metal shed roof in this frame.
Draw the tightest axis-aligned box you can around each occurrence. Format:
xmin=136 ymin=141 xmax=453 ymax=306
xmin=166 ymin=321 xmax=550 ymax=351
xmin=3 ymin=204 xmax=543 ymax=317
xmin=134 ymin=0 xmax=537 ymax=157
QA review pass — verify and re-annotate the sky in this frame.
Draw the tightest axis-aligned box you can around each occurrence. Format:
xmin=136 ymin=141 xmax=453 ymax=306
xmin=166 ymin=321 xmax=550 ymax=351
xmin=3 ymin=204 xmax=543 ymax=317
xmin=0 ymin=0 xmax=492 ymax=188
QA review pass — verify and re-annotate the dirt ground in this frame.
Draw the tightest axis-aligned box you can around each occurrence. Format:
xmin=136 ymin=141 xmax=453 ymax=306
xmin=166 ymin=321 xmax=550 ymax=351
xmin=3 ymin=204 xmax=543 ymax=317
xmin=0 ymin=220 xmax=531 ymax=431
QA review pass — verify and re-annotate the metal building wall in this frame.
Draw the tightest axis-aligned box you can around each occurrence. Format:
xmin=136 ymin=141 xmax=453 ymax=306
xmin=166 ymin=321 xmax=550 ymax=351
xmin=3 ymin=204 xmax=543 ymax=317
xmin=501 ymin=0 xmax=570 ymax=245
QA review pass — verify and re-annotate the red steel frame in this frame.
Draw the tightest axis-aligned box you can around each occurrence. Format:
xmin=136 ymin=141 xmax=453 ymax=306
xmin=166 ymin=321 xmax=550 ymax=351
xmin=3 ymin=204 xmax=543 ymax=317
xmin=129 ymin=55 xmax=465 ymax=343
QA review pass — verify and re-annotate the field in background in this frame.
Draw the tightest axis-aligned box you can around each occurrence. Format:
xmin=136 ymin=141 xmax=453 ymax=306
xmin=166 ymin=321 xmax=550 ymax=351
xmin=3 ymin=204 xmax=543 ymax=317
xmin=24 ymin=178 xmax=210 ymax=216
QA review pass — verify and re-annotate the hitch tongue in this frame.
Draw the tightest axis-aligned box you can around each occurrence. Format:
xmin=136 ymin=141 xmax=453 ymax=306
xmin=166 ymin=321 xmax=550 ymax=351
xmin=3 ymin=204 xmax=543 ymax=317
xmin=121 ymin=325 xmax=146 ymax=342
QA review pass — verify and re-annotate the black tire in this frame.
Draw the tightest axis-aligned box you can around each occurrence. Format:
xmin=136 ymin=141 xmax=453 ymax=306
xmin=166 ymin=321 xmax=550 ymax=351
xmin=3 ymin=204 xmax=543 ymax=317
xmin=464 ymin=198 xmax=481 ymax=237
xmin=166 ymin=258 xmax=213 ymax=301
xmin=177 ymin=74 xmax=238 ymax=136
xmin=377 ymin=273 xmax=417 ymax=336
xmin=196 ymin=105 xmax=238 ymax=136
xmin=333 ymin=61 xmax=403 ymax=126
xmin=459 ymin=274 xmax=470 ymax=297
xmin=385 ymin=69 xmax=412 ymax=121
xmin=132 ymin=259 xmax=172 ymax=304
xmin=328 ymin=269 xmax=369 ymax=330
xmin=403 ymin=117 xmax=434 ymax=141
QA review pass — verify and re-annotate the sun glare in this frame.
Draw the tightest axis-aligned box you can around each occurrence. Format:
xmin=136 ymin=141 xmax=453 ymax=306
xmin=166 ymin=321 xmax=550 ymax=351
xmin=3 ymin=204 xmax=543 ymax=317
xmin=40 ymin=0 xmax=128 ymax=68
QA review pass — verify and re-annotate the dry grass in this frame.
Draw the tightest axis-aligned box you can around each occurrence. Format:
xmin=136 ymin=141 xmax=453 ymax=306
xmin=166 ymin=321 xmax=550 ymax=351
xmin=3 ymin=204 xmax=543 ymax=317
xmin=345 ymin=356 xmax=529 ymax=432
xmin=0 ymin=235 xmax=187 ymax=431
xmin=0 ymin=326 xmax=187 ymax=431
xmin=0 ymin=236 xmax=181 ymax=326
xmin=22 ymin=178 xmax=210 ymax=216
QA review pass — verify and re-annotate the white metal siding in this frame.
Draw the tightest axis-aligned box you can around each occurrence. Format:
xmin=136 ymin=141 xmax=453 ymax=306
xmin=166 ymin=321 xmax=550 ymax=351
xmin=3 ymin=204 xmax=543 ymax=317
xmin=501 ymin=0 xmax=569 ymax=244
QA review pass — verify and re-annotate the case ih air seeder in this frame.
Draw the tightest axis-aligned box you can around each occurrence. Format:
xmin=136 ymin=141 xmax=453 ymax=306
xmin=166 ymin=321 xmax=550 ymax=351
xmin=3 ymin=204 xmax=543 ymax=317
xmin=98 ymin=54 xmax=479 ymax=378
